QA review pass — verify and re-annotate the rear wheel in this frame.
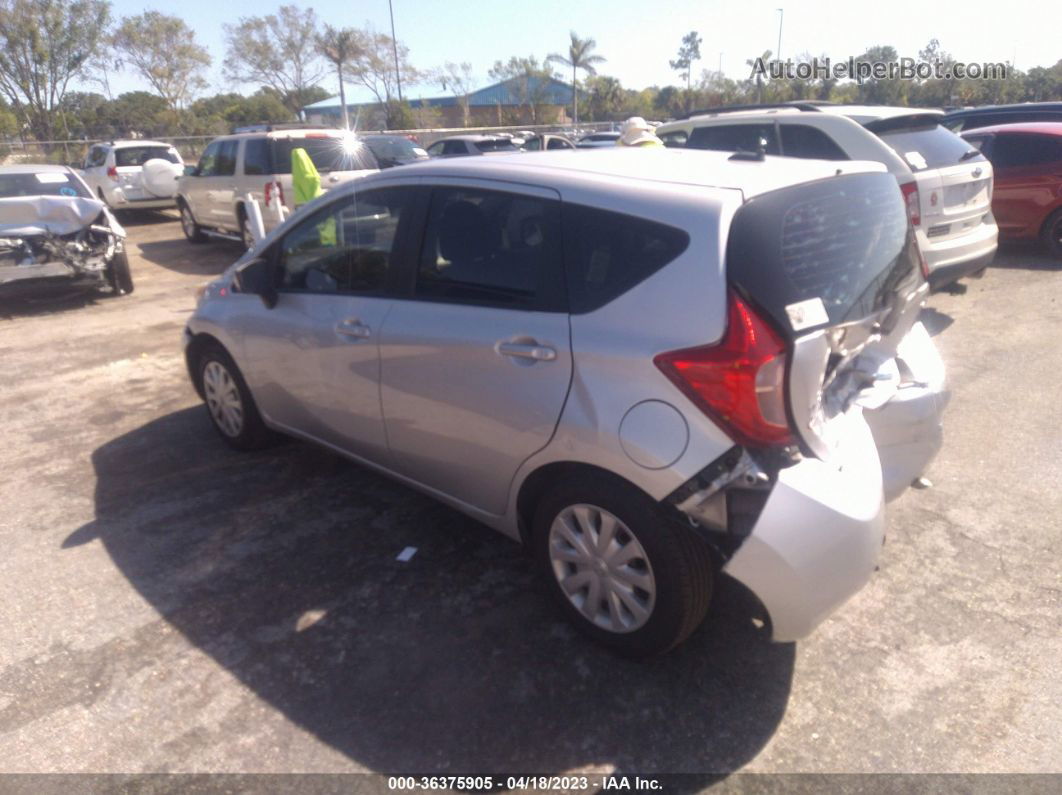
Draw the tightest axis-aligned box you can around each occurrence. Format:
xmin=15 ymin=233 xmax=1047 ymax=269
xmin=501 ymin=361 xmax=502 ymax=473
xmin=1041 ymin=208 xmax=1062 ymax=259
xmin=533 ymin=472 xmax=714 ymax=657
xmin=197 ymin=344 xmax=274 ymax=450
xmin=179 ymin=200 xmax=207 ymax=244
xmin=106 ymin=249 xmax=134 ymax=295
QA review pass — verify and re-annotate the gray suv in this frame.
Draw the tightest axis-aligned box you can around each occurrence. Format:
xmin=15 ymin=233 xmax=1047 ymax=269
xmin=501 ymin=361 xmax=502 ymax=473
xmin=184 ymin=149 xmax=948 ymax=656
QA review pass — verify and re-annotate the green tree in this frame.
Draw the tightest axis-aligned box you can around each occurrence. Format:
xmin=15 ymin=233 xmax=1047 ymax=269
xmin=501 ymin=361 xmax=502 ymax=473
xmin=316 ymin=25 xmax=362 ymax=129
xmin=745 ymin=50 xmax=772 ymax=103
xmin=585 ymin=74 xmax=623 ymax=121
xmin=0 ymin=0 xmax=112 ymax=143
xmin=113 ymin=12 xmax=211 ymax=112
xmin=488 ymin=56 xmax=558 ymax=124
xmin=435 ymin=61 xmax=476 ymax=127
xmin=547 ymin=31 xmax=605 ymax=127
xmin=99 ymin=90 xmax=168 ymax=137
xmin=223 ymin=5 xmax=324 ymax=116
xmin=853 ymin=45 xmax=907 ymax=105
xmin=349 ymin=32 xmax=420 ymax=129
xmin=669 ymin=31 xmax=702 ymax=112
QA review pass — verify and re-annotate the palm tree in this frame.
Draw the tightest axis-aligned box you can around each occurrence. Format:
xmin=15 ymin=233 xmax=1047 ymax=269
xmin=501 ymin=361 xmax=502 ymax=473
xmin=316 ymin=25 xmax=363 ymax=130
xmin=548 ymin=32 xmax=606 ymax=128
xmin=745 ymin=50 xmax=773 ymax=104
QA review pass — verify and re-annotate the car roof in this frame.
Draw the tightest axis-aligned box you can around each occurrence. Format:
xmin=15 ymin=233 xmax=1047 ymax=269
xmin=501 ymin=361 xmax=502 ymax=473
xmin=364 ymin=148 xmax=885 ymax=199
xmin=960 ymin=121 xmax=1062 ymax=136
xmin=818 ymin=105 xmax=945 ymax=123
xmin=108 ymin=140 xmax=175 ymax=148
xmin=0 ymin=163 xmax=74 ymax=175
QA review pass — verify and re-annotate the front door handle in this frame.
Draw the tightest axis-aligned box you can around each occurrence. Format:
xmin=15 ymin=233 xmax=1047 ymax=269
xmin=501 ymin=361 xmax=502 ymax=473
xmin=335 ymin=318 xmax=371 ymax=339
xmin=496 ymin=341 xmax=556 ymax=361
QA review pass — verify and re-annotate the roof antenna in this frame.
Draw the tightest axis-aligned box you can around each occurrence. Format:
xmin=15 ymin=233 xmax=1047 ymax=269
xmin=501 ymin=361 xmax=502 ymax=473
xmin=728 ymin=135 xmax=768 ymax=161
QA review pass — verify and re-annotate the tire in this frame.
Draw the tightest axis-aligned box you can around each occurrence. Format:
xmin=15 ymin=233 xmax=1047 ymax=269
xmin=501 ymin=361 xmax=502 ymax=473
xmin=196 ymin=343 xmax=275 ymax=451
xmin=179 ymin=200 xmax=207 ymax=244
xmin=532 ymin=472 xmax=714 ymax=657
xmin=106 ymin=249 xmax=134 ymax=295
xmin=1041 ymin=208 xmax=1062 ymax=259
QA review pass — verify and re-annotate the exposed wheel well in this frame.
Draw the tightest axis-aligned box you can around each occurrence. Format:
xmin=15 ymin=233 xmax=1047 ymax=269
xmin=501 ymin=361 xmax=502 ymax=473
xmin=184 ymin=332 xmax=227 ymax=399
xmin=515 ymin=461 xmax=656 ymax=547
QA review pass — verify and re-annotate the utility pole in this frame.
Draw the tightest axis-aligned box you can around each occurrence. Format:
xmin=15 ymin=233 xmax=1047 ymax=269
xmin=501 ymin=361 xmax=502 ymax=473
xmin=776 ymin=8 xmax=784 ymax=60
xmin=388 ymin=0 xmax=403 ymax=102
xmin=718 ymin=51 xmax=724 ymax=76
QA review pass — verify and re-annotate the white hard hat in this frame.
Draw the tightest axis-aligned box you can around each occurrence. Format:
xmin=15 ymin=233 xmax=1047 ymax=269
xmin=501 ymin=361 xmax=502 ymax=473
xmin=619 ymin=117 xmax=657 ymax=146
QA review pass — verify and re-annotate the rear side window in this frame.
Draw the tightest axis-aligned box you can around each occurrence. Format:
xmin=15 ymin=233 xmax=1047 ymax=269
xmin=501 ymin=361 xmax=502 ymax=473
xmin=114 ymin=146 xmax=180 ymax=166
xmin=270 ymin=136 xmax=377 ymax=174
xmin=562 ymin=205 xmax=690 ymax=314
xmin=242 ymin=138 xmax=271 ymax=175
xmin=875 ymin=124 xmax=980 ymax=171
xmin=989 ymin=134 xmax=1062 ymax=168
xmin=416 ymin=187 xmax=563 ymax=310
xmin=442 ymin=140 xmax=468 ymax=156
xmin=780 ymin=125 xmax=848 ymax=160
xmin=687 ymin=124 xmax=781 ymax=155
xmin=726 ymin=172 xmax=916 ymax=335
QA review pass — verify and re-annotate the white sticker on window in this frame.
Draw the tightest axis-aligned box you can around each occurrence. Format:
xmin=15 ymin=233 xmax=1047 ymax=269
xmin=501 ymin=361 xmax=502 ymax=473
xmin=904 ymin=151 xmax=928 ymax=170
xmin=785 ymin=297 xmax=829 ymax=331
xmin=35 ymin=172 xmax=68 ymax=184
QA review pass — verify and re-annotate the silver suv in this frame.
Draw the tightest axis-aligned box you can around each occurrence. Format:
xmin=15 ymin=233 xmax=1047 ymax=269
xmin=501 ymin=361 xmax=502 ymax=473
xmin=184 ymin=149 xmax=948 ymax=656
xmin=176 ymin=126 xmax=378 ymax=249
xmin=657 ymin=103 xmax=998 ymax=290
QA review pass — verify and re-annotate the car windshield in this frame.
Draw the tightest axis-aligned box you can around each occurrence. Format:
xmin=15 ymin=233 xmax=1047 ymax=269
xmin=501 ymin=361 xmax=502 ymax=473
xmin=876 ymin=124 xmax=983 ymax=171
xmin=114 ymin=146 xmax=181 ymax=167
xmin=0 ymin=171 xmax=92 ymax=199
xmin=365 ymin=137 xmax=421 ymax=159
xmin=271 ymin=136 xmax=378 ymax=174
xmin=474 ymin=139 xmax=518 ymax=152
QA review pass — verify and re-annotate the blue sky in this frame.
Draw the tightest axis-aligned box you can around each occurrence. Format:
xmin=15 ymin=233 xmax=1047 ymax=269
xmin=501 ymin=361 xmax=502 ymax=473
xmin=94 ymin=0 xmax=1060 ymax=102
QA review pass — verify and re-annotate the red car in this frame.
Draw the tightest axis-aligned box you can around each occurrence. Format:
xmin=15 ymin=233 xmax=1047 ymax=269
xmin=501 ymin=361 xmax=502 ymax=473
xmin=961 ymin=122 xmax=1062 ymax=257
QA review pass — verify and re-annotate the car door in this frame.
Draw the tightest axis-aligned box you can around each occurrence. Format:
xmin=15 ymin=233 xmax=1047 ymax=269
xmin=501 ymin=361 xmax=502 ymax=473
xmin=984 ymin=133 xmax=1062 ymax=236
xmin=238 ymin=185 xmax=421 ymax=461
xmin=378 ymin=181 xmax=572 ymax=515
xmin=204 ymin=139 xmax=240 ymax=230
xmin=186 ymin=140 xmax=222 ymax=219
xmin=81 ymin=145 xmax=107 ymax=195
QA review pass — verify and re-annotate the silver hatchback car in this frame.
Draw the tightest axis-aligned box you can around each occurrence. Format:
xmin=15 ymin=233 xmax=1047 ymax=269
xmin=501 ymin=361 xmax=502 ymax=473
xmin=184 ymin=149 xmax=949 ymax=656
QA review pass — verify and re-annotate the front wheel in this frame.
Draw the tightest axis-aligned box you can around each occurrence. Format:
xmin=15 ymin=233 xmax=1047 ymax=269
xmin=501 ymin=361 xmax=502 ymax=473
xmin=197 ymin=344 xmax=275 ymax=450
xmin=533 ymin=472 xmax=714 ymax=657
xmin=179 ymin=200 xmax=207 ymax=244
xmin=1041 ymin=208 xmax=1062 ymax=259
xmin=106 ymin=249 xmax=134 ymax=295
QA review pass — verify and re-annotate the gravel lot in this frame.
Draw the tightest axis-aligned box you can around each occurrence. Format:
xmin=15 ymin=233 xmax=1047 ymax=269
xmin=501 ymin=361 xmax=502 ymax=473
xmin=0 ymin=211 xmax=1059 ymax=780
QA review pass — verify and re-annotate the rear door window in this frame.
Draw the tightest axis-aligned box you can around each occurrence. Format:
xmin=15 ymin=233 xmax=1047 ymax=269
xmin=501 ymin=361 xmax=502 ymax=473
xmin=988 ymin=134 xmax=1062 ymax=169
xmin=562 ymin=205 xmax=690 ymax=314
xmin=547 ymin=137 xmax=573 ymax=150
xmin=242 ymin=137 xmax=272 ymax=175
xmin=874 ymin=124 xmax=981 ymax=171
xmin=474 ymin=139 xmax=518 ymax=152
xmin=215 ymin=141 xmax=238 ymax=177
xmin=687 ymin=124 xmax=781 ymax=155
xmin=196 ymin=141 xmax=223 ymax=176
xmin=780 ymin=125 xmax=848 ymax=160
xmin=415 ymin=187 xmax=563 ymax=310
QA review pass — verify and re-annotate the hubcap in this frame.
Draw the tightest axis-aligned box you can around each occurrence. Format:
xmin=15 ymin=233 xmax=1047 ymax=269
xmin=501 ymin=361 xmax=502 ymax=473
xmin=202 ymin=360 xmax=244 ymax=438
xmin=548 ymin=504 xmax=656 ymax=633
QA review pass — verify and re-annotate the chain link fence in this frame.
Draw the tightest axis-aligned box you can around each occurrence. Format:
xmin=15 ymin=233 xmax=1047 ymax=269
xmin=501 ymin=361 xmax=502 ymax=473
xmin=0 ymin=122 xmax=621 ymax=167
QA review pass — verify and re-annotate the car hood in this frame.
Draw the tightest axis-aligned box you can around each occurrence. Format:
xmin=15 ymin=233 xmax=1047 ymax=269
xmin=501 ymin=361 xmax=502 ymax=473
xmin=0 ymin=196 xmax=125 ymax=237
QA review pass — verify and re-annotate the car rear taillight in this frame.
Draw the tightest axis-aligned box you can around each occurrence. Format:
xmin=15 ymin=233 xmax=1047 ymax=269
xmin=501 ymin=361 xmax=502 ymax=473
xmin=106 ymin=166 xmax=118 ymax=181
xmin=654 ymin=291 xmax=794 ymax=448
xmin=264 ymin=181 xmax=284 ymax=208
xmin=900 ymin=181 xmax=921 ymax=227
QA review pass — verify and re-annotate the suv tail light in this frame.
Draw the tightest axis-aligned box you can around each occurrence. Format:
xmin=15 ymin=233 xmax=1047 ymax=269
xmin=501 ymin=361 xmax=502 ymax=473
xmin=655 ymin=292 xmax=794 ymax=448
xmin=106 ymin=166 xmax=118 ymax=181
xmin=264 ymin=181 xmax=284 ymax=208
xmin=900 ymin=181 xmax=921 ymax=227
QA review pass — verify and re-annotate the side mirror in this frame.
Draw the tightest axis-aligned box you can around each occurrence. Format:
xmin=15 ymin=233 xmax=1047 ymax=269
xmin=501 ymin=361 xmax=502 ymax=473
xmin=234 ymin=256 xmax=278 ymax=309
xmin=183 ymin=164 xmax=198 ymax=176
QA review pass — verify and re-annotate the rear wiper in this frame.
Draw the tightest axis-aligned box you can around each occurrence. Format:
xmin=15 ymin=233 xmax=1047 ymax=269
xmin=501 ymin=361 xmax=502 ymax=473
xmin=959 ymin=149 xmax=983 ymax=162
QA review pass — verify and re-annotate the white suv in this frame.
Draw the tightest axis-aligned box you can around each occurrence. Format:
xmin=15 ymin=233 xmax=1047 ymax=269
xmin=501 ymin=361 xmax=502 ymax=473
xmin=81 ymin=140 xmax=184 ymax=211
xmin=176 ymin=126 xmax=378 ymax=249
xmin=657 ymin=104 xmax=998 ymax=289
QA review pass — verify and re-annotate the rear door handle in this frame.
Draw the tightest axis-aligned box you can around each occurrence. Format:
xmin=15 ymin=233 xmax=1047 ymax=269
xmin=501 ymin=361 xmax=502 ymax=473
xmin=496 ymin=341 xmax=556 ymax=361
xmin=335 ymin=318 xmax=372 ymax=339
